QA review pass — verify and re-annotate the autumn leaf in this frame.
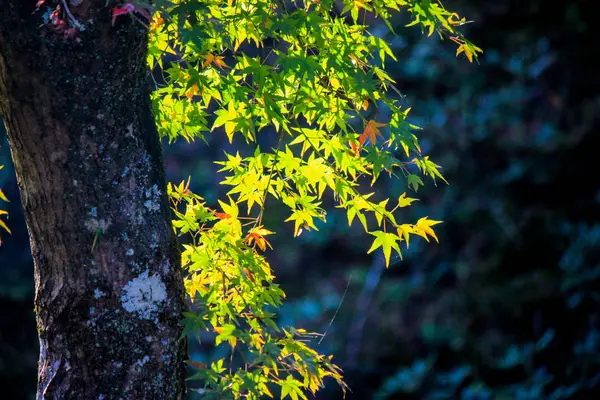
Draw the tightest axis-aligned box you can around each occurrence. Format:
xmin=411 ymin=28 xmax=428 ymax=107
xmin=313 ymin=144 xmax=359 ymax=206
xmin=112 ymin=3 xmax=135 ymax=25
xmin=185 ymin=83 xmax=200 ymax=100
xmin=448 ymin=13 xmax=467 ymax=26
xmin=244 ymin=226 xmax=275 ymax=251
xmin=361 ymin=98 xmax=370 ymax=111
xmin=349 ymin=141 xmax=360 ymax=157
xmin=353 ymin=0 xmax=371 ymax=10
xmin=150 ymin=15 xmax=164 ymax=31
xmin=456 ymin=44 xmax=473 ymax=63
xmin=242 ymin=268 xmax=255 ymax=283
xmin=396 ymin=224 xmax=413 ymax=248
xmin=0 ymin=188 xmax=7 ymax=202
xmin=202 ymin=54 xmax=229 ymax=70
xmin=213 ymin=211 xmax=231 ymax=220
xmin=359 ymin=120 xmax=387 ymax=147
xmin=412 ymin=217 xmax=442 ymax=243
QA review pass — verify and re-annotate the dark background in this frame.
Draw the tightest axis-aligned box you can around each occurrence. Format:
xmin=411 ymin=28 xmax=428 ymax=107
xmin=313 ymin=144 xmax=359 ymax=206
xmin=2 ymin=0 xmax=599 ymax=398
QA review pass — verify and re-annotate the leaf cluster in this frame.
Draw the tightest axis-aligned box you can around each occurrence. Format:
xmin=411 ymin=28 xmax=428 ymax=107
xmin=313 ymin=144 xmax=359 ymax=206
xmin=146 ymin=0 xmax=480 ymax=396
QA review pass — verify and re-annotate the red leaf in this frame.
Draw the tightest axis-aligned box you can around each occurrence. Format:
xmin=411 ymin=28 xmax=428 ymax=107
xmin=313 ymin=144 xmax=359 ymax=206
xmin=36 ymin=0 xmax=46 ymax=8
xmin=349 ymin=141 xmax=360 ymax=157
xmin=112 ymin=3 xmax=135 ymax=25
xmin=213 ymin=212 xmax=231 ymax=220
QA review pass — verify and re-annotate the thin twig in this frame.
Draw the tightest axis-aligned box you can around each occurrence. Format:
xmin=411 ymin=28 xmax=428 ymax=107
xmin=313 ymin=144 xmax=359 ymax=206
xmin=61 ymin=0 xmax=84 ymax=30
xmin=318 ymin=272 xmax=352 ymax=345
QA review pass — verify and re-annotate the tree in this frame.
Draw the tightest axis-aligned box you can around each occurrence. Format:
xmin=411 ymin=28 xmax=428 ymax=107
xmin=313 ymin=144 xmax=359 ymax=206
xmin=0 ymin=0 xmax=479 ymax=398
xmin=0 ymin=2 xmax=186 ymax=398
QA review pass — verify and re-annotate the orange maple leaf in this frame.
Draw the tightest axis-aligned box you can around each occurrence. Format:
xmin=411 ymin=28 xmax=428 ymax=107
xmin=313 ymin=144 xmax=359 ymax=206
xmin=349 ymin=140 xmax=360 ymax=156
xmin=202 ymin=54 xmax=229 ymax=70
xmin=243 ymin=226 xmax=275 ymax=251
xmin=359 ymin=120 xmax=387 ymax=147
xmin=213 ymin=211 xmax=231 ymax=220
xmin=185 ymin=83 xmax=200 ymax=100
xmin=242 ymin=268 xmax=255 ymax=283
xmin=361 ymin=98 xmax=369 ymax=111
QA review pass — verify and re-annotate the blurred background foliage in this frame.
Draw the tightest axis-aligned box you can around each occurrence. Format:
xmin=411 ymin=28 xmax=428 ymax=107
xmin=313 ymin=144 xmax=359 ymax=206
xmin=1 ymin=0 xmax=599 ymax=398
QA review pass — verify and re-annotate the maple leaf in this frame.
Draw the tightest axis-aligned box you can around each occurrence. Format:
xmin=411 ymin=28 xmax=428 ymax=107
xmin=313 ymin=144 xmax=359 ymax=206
xmin=349 ymin=140 xmax=360 ymax=157
xmin=448 ymin=13 xmax=467 ymax=26
xmin=396 ymin=224 xmax=413 ymax=248
xmin=367 ymin=231 xmax=401 ymax=267
xmin=213 ymin=211 xmax=231 ymax=220
xmin=150 ymin=15 xmax=164 ymax=31
xmin=361 ymin=98 xmax=369 ymax=111
xmin=456 ymin=44 xmax=473 ymax=63
xmin=244 ymin=226 xmax=275 ymax=252
xmin=185 ymin=83 xmax=200 ymax=100
xmin=242 ymin=268 xmax=255 ymax=283
xmin=398 ymin=192 xmax=418 ymax=208
xmin=412 ymin=217 xmax=442 ymax=243
xmin=359 ymin=120 xmax=386 ymax=147
xmin=202 ymin=54 xmax=229 ymax=70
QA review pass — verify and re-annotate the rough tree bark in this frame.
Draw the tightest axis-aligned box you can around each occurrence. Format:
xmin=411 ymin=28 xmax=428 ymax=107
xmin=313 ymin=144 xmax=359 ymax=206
xmin=0 ymin=1 xmax=186 ymax=398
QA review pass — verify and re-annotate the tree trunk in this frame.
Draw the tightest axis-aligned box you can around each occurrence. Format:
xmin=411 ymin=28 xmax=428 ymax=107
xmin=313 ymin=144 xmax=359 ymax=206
xmin=0 ymin=2 xmax=186 ymax=398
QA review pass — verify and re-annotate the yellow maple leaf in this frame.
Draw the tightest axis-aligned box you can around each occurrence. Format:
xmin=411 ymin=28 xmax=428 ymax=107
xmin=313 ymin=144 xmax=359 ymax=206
xmin=413 ymin=217 xmax=442 ymax=243
xmin=448 ymin=13 xmax=466 ymax=26
xmin=398 ymin=192 xmax=418 ymax=208
xmin=397 ymin=224 xmax=413 ymax=248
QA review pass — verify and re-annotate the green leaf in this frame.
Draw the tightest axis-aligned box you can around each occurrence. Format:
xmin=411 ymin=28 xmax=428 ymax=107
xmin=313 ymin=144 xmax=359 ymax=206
xmin=407 ymin=174 xmax=424 ymax=192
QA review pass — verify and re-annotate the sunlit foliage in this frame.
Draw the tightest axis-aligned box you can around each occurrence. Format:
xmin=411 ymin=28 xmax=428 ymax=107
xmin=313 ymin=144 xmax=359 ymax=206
xmin=147 ymin=0 xmax=479 ymax=397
